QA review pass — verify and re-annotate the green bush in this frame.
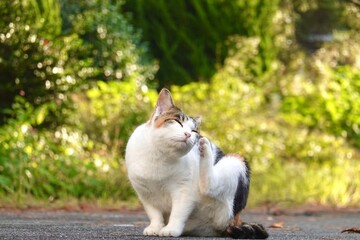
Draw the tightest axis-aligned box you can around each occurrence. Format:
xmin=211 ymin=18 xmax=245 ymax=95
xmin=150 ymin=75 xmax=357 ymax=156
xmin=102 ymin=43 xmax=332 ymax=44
xmin=282 ymin=66 xmax=360 ymax=148
xmin=60 ymin=0 xmax=157 ymax=85
xmin=0 ymin=79 xmax=159 ymax=205
xmin=73 ymin=79 xmax=157 ymax=155
xmin=0 ymin=0 xmax=79 ymax=120
xmin=0 ymin=0 xmax=156 ymax=123
xmin=0 ymin=96 xmax=136 ymax=204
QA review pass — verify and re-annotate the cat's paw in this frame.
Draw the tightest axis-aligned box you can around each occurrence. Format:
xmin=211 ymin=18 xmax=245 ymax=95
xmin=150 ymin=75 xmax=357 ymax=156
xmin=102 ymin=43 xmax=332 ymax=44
xmin=199 ymin=137 xmax=211 ymax=159
xmin=143 ymin=223 xmax=164 ymax=236
xmin=159 ymin=225 xmax=182 ymax=237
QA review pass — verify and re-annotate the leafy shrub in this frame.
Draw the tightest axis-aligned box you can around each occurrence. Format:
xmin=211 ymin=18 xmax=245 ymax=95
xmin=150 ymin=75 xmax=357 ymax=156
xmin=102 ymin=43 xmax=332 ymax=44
xmin=0 ymin=96 xmax=136 ymax=203
xmin=0 ymin=79 xmax=159 ymax=204
xmin=282 ymin=65 xmax=360 ymax=148
xmin=0 ymin=0 xmax=156 ymax=123
xmin=60 ymin=0 xmax=157 ymax=85
xmin=73 ymin=79 xmax=157 ymax=155
xmin=0 ymin=0 xmax=79 ymax=121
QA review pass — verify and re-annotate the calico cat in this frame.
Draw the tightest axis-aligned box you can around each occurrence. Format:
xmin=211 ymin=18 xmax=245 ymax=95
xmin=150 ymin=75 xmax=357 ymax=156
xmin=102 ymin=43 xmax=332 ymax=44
xmin=125 ymin=88 xmax=268 ymax=239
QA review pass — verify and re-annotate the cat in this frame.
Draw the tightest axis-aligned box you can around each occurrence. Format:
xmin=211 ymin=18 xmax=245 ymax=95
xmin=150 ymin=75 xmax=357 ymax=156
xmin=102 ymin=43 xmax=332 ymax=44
xmin=125 ymin=88 xmax=268 ymax=239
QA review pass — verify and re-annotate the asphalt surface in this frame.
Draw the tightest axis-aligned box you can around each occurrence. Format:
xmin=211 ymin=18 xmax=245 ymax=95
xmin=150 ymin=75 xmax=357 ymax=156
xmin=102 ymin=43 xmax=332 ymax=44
xmin=0 ymin=209 xmax=359 ymax=239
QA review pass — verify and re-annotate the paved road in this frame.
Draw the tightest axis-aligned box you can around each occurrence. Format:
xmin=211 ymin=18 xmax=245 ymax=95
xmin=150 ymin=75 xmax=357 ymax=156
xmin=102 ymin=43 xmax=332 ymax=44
xmin=0 ymin=209 xmax=359 ymax=239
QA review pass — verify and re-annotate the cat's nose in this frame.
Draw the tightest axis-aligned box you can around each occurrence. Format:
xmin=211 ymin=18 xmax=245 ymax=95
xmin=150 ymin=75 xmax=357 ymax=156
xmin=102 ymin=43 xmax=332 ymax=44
xmin=184 ymin=132 xmax=191 ymax=139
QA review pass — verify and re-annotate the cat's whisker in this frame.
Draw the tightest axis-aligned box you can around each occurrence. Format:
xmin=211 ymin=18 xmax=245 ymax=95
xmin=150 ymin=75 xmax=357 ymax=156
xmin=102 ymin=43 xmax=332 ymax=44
xmin=169 ymin=136 xmax=197 ymax=146
xmin=169 ymin=137 xmax=186 ymax=142
xmin=170 ymin=134 xmax=192 ymax=141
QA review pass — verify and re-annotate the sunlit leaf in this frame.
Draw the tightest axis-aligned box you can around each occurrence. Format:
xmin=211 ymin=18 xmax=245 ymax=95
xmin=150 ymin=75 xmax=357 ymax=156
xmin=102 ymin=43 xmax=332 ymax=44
xmin=269 ymin=222 xmax=284 ymax=229
xmin=35 ymin=105 xmax=48 ymax=125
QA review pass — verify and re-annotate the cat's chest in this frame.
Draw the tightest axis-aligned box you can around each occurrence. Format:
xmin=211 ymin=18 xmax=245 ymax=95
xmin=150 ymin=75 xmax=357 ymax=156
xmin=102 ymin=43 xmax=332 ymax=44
xmin=130 ymin=169 xmax=183 ymax=193
xmin=129 ymin=162 xmax=193 ymax=198
xmin=131 ymin=175 xmax=173 ymax=209
xmin=128 ymin=149 xmax=193 ymax=181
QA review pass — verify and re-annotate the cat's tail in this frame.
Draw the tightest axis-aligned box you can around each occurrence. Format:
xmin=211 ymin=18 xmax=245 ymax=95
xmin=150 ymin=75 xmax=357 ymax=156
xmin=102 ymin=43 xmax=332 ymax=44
xmin=225 ymin=222 xmax=269 ymax=239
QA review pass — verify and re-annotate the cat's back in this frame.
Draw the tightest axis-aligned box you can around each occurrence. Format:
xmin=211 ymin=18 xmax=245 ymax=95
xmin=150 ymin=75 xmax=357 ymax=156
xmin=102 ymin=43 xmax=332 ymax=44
xmin=125 ymin=123 xmax=151 ymax=171
xmin=125 ymin=123 xmax=146 ymax=153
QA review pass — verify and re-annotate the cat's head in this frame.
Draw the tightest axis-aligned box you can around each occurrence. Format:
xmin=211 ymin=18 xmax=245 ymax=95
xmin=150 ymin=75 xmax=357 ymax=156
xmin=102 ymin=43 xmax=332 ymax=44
xmin=147 ymin=88 xmax=201 ymax=157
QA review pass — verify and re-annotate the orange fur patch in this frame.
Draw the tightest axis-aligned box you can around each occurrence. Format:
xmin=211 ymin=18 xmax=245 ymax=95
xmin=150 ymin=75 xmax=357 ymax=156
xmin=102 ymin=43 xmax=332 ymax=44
xmin=233 ymin=212 xmax=243 ymax=226
xmin=153 ymin=107 xmax=187 ymax=128
xmin=154 ymin=116 xmax=167 ymax=128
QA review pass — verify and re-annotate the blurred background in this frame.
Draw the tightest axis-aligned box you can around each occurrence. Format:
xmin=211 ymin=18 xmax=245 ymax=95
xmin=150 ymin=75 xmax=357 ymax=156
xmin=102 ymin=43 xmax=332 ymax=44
xmin=0 ymin=0 xmax=360 ymax=209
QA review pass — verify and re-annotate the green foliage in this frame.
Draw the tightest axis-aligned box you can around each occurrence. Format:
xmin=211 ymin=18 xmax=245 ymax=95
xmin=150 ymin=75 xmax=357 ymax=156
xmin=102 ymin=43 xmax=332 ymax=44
xmin=0 ymin=0 xmax=77 ymax=119
xmin=28 ymin=0 xmax=63 ymax=37
xmin=124 ymin=0 xmax=279 ymax=86
xmin=60 ymin=0 xmax=157 ymax=84
xmin=0 ymin=0 xmax=156 ymax=123
xmin=73 ymin=80 xmax=157 ymax=155
xmin=282 ymin=66 xmax=360 ymax=147
xmin=0 ymin=80 xmax=158 ymax=204
xmin=0 ymin=96 xmax=135 ymax=202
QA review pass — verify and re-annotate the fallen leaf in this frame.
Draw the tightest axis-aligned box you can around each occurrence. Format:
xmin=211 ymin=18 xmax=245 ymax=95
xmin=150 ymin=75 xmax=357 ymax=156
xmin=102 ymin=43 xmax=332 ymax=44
xmin=271 ymin=209 xmax=286 ymax=216
xmin=269 ymin=221 xmax=284 ymax=228
xmin=341 ymin=227 xmax=360 ymax=234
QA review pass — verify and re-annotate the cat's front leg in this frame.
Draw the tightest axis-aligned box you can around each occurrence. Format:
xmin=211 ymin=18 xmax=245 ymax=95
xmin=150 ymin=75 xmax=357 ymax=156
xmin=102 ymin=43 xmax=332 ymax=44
xmin=159 ymin=193 xmax=195 ymax=237
xmin=159 ymin=224 xmax=183 ymax=237
xmin=142 ymin=201 xmax=165 ymax=236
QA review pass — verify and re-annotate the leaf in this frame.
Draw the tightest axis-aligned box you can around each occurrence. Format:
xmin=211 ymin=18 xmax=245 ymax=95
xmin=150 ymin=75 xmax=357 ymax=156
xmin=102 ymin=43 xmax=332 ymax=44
xmin=35 ymin=105 xmax=48 ymax=125
xmin=341 ymin=227 xmax=360 ymax=234
xmin=269 ymin=221 xmax=284 ymax=229
xmin=0 ymin=175 xmax=11 ymax=187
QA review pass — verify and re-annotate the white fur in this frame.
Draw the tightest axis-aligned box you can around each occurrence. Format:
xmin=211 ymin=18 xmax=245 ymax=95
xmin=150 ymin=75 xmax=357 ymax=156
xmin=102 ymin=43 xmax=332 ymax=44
xmin=125 ymin=91 xmax=248 ymax=237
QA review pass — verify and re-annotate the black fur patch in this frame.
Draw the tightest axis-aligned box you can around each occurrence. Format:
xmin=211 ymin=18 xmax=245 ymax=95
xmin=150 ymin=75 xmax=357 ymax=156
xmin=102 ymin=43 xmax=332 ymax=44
xmin=232 ymin=159 xmax=250 ymax=215
xmin=212 ymin=143 xmax=225 ymax=165
xmin=210 ymin=143 xmax=250 ymax=215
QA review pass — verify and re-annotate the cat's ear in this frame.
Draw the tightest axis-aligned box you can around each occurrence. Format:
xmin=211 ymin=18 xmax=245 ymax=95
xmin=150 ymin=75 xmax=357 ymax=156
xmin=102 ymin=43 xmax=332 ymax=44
xmin=151 ymin=88 xmax=174 ymax=121
xmin=194 ymin=116 xmax=202 ymax=125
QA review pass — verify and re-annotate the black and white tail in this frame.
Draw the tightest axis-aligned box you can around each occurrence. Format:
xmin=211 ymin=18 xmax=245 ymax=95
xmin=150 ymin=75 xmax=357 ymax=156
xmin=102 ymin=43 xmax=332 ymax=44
xmin=212 ymin=143 xmax=269 ymax=239
xmin=214 ymin=151 xmax=268 ymax=239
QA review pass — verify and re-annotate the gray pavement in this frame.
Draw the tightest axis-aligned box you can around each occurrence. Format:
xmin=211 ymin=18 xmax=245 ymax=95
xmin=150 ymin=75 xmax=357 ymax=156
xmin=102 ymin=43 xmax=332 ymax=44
xmin=0 ymin=209 xmax=359 ymax=239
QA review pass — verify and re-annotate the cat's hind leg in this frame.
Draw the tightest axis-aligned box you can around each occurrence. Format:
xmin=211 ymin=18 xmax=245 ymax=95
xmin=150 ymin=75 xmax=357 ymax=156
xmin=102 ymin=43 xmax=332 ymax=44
xmin=226 ymin=212 xmax=269 ymax=239
xmin=198 ymin=137 xmax=248 ymax=230
xmin=198 ymin=137 xmax=249 ymax=200
xmin=198 ymin=138 xmax=268 ymax=239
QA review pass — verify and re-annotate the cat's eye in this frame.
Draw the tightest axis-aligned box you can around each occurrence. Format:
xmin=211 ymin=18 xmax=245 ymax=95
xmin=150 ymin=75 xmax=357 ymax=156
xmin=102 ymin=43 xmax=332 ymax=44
xmin=165 ymin=118 xmax=183 ymax=127
xmin=174 ymin=119 xmax=184 ymax=127
xmin=192 ymin=129 xmax=199 ymax=134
